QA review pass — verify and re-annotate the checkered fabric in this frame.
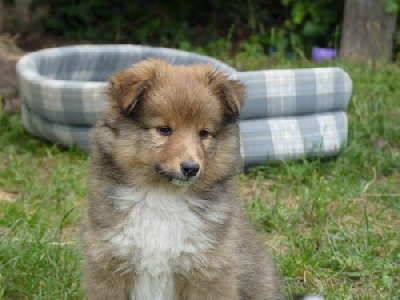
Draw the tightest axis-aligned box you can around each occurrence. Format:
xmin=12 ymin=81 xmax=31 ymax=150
xmin=21 ymin=103 xmax=92 ymax=152
xmin=240 ymin=111 xmax=348 ymax=165
xmin=17 ymin=45 xmax=352 ymax=163
xmin=17 ymin=45 xmax=236 ymax=126
xmin=234 ymin=68 xmax=352 ymax=119
xmin=21 ymin=104 xmax=348 ymax=163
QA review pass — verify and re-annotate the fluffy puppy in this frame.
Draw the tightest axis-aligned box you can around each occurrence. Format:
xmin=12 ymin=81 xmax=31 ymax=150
xmin=81 ymin=59 xmax=284 ymax=299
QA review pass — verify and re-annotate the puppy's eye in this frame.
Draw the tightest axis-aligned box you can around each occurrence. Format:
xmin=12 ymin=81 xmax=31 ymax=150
xmin=199 ymin=129 xmax=209 ymax=139
xmin=158 ymin=126 xmax=172 ymax=136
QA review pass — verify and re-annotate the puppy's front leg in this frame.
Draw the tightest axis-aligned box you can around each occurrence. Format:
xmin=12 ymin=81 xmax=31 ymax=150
xmin=176 ymin=271 xmax=239 ymax=300
xmin=84 ymin=271 xmax=134 ymax=300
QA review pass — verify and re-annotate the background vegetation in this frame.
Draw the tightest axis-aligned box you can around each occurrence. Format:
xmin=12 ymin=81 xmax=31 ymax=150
xmin=0 ymin=1 xmax=396 ymax=59
xmin=30 ymin=0 xmax=345 ymax=56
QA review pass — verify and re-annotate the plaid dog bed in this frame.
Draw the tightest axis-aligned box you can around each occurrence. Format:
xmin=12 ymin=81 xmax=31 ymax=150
xmin=240 ymin=111 xmax=348 ymax=164
xmin=22 ymin=103 xmax=348 ymax=164
xmin=234 ymin=68 xmax=351 ymax=119
xmin=17 ymin=45 xmax=352 ymax=163
xmin=17 ymin=45 xmax=236 ymax=125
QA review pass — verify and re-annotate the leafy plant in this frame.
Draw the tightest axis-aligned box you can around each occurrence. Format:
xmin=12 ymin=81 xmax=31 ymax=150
xmin=384 ymin=0 xmax=400 ymax=12
xmin=28 ymin=0 xmax=345 ymax=57
xmin=274 ymin=0 xmax=344 ymax=54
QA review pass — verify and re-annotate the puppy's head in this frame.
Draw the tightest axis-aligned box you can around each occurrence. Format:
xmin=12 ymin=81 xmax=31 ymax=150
xmin=94 ymin=58 xmax=244 ymax=189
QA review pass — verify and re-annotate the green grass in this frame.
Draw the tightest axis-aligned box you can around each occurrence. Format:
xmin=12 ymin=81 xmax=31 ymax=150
xmin=0 ymin=54 xmax=399 ymax=299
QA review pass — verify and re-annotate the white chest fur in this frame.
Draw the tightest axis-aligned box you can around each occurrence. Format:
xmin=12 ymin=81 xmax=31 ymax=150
xmin=109 ymin=187 xmax=213 ymax=299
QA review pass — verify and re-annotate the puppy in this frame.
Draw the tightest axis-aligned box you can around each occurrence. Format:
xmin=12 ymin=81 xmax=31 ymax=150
xmin=81 ymin=59 xmax=285 ymax=299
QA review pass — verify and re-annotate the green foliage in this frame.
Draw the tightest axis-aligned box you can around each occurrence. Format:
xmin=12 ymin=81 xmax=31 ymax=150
xmin=0 ymin=273 xmax=4 ymax=300
xmin=0 ymin=111 xmax=86 ymax=299
xmin=384 ymin=0 xmax=400 ymax=13
xmin=277 ymin=0 xmax=343 ymax=54
xmin=31 ymin=0 xmax=343 ymax=56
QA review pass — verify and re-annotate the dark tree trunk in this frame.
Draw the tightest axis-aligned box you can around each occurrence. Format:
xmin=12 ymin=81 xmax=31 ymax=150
xmin=340 ymin=0 xmax=397 ymax=61
xmin=0 ymin=0 xmax=4 ymax=32
xmin=15 ymin=0 xmax=33 ymax=32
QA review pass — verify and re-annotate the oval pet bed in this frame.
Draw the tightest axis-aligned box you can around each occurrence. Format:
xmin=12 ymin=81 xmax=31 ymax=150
xmin=17 ymin=45 xmax=236 ymax=126
xmin=17 ymin=45 xmax=352 ymax=164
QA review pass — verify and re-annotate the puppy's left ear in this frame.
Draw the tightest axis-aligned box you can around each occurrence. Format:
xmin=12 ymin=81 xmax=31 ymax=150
xmin=208 ymin=71 xmax=245 ymax=118
xmin=219 ymin=79 xmax=245 ymax=118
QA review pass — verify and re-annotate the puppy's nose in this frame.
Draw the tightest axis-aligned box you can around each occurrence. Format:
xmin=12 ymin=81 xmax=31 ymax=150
xmin=180 ymin=162 xmax=200 ymax=177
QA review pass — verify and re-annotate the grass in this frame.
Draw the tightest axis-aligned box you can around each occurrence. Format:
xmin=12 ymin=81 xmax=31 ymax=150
xmin=0 ymin=53 xmax=399 ymax=299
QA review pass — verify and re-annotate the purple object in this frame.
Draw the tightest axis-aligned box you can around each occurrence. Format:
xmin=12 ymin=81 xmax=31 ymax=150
xmin=312 ymin=47 xmax=337 ymax=62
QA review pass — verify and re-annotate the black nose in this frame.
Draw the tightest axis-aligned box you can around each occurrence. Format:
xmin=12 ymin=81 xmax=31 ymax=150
xmin=180 ymin=162 xmax=200 ymax=177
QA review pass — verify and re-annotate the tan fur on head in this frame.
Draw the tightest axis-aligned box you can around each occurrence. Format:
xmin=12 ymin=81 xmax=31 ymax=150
xmin=109 ymin=58 xmax=244 ymax=119
xmin=82 ymin=59 xmax=285 ymax=300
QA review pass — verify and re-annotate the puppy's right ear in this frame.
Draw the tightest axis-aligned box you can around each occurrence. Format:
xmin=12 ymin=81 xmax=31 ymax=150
xmin=108 ymin=69 xmax=149 ymax=116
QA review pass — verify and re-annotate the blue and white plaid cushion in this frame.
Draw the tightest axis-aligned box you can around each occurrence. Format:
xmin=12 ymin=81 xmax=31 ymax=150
xmin=17 ymin=45 xmax=236 ymax=125
xmin=21 ymin=103 xmax=348 ymax=163
xmin=240 ymin=111 xmax=348 ymax=164
xmin=234 ymin=68 xmax=352 ymax=119
xmin=17 ymin=45 xmax=352 ymax=163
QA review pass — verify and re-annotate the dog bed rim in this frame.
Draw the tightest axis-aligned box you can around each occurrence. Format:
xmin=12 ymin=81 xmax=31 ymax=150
xmin=17 ymin=44 xmax=238 ymax=84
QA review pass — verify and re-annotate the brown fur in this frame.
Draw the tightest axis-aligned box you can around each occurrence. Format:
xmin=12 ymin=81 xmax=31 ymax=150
xmin=81 ymin=59 xmax=284 ymax=299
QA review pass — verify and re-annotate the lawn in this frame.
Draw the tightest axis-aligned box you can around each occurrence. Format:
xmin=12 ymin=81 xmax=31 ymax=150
xmin=0 ymin=53 xmax=399 ymax=299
